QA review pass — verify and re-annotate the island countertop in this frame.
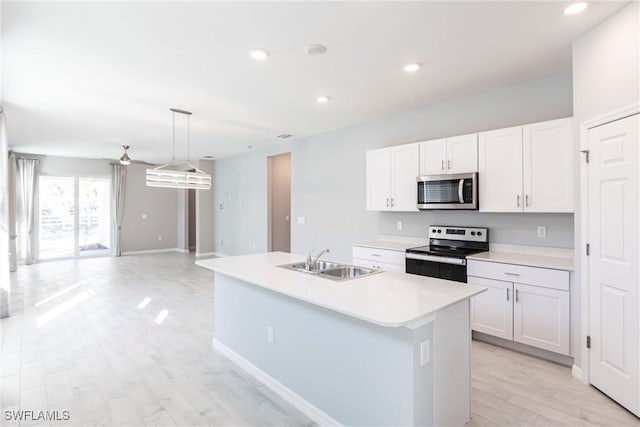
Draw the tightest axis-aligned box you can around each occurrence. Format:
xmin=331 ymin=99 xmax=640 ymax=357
xmin=196 ymin=252 xmax=486 ymax=328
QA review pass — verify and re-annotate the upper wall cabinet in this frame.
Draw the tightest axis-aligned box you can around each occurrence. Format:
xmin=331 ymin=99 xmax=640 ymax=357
xmin=479 ymin=118 xmax=573 ymax=213
xmin=419 ymin=133 xmax=478 ymax=175
xmin=366 ymin=143 xmax=419 ymax=212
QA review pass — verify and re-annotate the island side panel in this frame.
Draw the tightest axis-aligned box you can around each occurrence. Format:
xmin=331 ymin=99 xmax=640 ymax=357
xmin=213 ymin=272 xmax=430 ymax=426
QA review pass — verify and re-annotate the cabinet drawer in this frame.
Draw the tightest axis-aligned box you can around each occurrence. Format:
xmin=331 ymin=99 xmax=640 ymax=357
xmin=352 ymin=246 xmax=406 ymax=265
xmin=353 ymin=258 xmax=405 ymax=273
xmin=467 ymin=260 xmax=569 ymax=291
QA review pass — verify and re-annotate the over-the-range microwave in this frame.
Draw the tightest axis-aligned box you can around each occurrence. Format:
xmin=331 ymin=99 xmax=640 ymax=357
xmin=416 ymin=172 xmax=478 ymax=210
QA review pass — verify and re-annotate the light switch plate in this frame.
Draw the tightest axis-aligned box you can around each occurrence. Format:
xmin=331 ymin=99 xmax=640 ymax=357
xmin=267 ymin=326 xmax=274 ymax=344
xmin=297 ymin=217 xmax=305 ymax=225
xmin=397 ymin=221 xmax=403 ymax=231
xmin=420 ymin=339 xmax=430 ymax=366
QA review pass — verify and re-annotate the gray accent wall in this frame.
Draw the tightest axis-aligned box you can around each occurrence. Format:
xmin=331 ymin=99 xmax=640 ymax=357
xmin=213 ymin=73 xmax=574 ymax=263
xmin=195 ymin=159 xmax=214 ymax=254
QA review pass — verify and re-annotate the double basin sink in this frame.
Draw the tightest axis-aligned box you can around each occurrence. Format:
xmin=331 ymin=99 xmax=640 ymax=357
xmin=278 ymin=261 xmax=382 ymax=282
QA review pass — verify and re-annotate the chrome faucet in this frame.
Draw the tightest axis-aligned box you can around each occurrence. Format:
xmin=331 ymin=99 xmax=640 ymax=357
xmin=305 ymin=248 xmax=330 ymax=271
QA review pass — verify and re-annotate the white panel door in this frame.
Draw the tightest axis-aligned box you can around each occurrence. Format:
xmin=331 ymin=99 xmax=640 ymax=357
xmin=523 ymin=118 xmax=574 ymax=212
xmin=419 ymin=138 xmax=447 ymax=176
xmin=447 ymin=133 xmax=478 ymax=174
xmin=468 ymin=276 xmax=513 ymax=340
xmin=478 ymin=126 xmax=523 ymax=212
xmin=513 ymin=283 xmax=570 ymax=355
xmin=366 ymin=148 xmax=391 ymax=211
xmin=390 ymin=143 xmax=419 ymax=211
xmin=588 ymin=113 xmax=639 ymax=416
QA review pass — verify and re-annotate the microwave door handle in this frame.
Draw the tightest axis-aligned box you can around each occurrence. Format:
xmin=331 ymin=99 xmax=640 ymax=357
xmin=458 ymin=179 xmax=464 ymax=203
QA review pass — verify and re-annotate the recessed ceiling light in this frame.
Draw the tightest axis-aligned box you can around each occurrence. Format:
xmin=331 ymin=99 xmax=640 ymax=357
xmin=248 ymin=48 xmax=269 ymax=61
xmin=564 ymin=2 xmax=588 ymax=15
xmin=404 ymin=63 xmax=421 ymax=73
xmin=316 ymin=96 xmax=330 ymax=104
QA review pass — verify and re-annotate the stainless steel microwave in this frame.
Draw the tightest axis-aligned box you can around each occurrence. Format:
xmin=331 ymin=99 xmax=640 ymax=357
xmin=416 ymin=172 xmax=478 ymax=210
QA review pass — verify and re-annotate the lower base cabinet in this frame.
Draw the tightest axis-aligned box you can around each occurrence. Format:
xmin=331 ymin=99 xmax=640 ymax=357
xmin=468 ymin=260 xmax=571 ymax=356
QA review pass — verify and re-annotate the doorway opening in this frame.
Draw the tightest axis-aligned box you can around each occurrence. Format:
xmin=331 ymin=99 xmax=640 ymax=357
xmin=267 ymin=153 xmax=291 ymax=252
xmin=188 ymin=188 xmax=196 ymax=253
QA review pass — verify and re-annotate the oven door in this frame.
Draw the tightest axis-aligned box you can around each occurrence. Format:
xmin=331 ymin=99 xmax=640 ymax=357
xmin=405 ymin=253 xmax=468 ymax=283
xmin=417 ymin=172 xmax=478 ymax=210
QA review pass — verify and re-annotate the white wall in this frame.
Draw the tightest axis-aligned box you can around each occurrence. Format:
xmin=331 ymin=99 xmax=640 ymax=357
xmin=571 ymin=1 xmax=640 ymax=372
xmin=213 ymin=73 xmax=574 ymax=262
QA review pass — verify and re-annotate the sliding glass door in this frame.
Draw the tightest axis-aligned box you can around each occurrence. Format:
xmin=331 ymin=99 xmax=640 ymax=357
xmin=39 ymin=176 xmax=111 ymax=260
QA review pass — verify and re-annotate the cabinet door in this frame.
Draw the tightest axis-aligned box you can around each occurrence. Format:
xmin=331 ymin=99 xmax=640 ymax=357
xmin=478 ymin=126 xmax=523 ymax=212
xmin=523 ymin=118 xmax=573 ymax=213
xmin=419 ymin=138 xmax=447 ymax=176
xmin=366 ymin=148 xmax=391 ymax=211
xmin=447 ymin=133 xmax=478 ymax=174
xmin=513 ymin=283 xmax=570 ymax=355
xmin=468 ymin=276 xmax=513 ymax=340
xmin=390 ymin=143 xmax=419 ymax=211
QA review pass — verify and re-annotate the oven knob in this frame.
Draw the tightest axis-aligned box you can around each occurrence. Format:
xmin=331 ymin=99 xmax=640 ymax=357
xmin=437 ymin=229 xmax=442 ymax=233
xmin=471 ymin=231 xmax=476 ymax=236
xmin=477 ymin=231 xmax=482 ymax=236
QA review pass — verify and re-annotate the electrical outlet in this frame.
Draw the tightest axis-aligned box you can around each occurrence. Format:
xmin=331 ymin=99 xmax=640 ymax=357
xmin=397 ymin=221 xmax=403 ymax=231
xmin=537 ymin=226 xmax=547 ymax=238
xmin=252 ymin=243 xmax=256 ymax=252
xmin=219 ymin=238 xmax=223 ymax=246
xmin=267 ymin=326 xmax=274 ymax=344
xmin=218 ymin=203 xmax=224 ymax=210
xmin=420 ymin=339 xmax=430 ymax=366
xmin=141 ymin=214 xmax=148 ymax=220
xmin=297 ymin=217 xmax=305 ymax=225
xmin=157 ymin=235 xmax=162 ymax=241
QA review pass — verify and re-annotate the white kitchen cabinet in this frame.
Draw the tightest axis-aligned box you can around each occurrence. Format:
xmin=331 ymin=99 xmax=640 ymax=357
xmin=478 ymin=126 xmax=523 ymax=212
xmin=419 ymin=133 xmax=478 ymax=176
xmin=513 ymin=283 xmax=570 ymax=355
xmin=468 ymin=276 xmax=513 ymax=340
xmin=479 ymin=118 xmax=573 ymax=213
xmin=352 ymin=245 xmax=405 ymax=272
xmin=366 ymin=143 xmax=419 ymax=212
xmin=468 ymin=259 xmax=571 ymax=356
xmin=523 ymin=118 xmax=574 ymax=213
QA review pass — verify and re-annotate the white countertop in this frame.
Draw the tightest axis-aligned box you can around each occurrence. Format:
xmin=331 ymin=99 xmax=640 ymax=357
xmin=197 ymin=252 xmax=486 ymax=328
xmin=352 ymin=240 xmax=422 ymax=251
xmin=467 ymin=251 xmax=574 ymax=271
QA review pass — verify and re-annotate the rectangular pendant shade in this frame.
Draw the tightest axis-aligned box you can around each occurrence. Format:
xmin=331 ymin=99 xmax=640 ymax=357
xmin=146 ymin=168 xmax=211 ymax=190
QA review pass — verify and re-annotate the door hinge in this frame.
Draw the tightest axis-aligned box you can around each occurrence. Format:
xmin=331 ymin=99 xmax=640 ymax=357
xmin=586 ymin=243 xmax=590 ymax=256
xmin=580 ymin=149 xmax=590 ymax=163
xmin=586 ymin=335 xmax=591 ymax=349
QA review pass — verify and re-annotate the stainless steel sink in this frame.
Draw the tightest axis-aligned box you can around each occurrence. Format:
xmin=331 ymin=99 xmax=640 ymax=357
xmin=319 ymin=266 xmax=379 ymax=281
xmin=278 ymin=262 xmax=382 ymax=281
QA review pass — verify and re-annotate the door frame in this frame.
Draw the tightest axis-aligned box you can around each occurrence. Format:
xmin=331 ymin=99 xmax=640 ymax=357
xmin=578 ymin=103 xmax=639 ymax=385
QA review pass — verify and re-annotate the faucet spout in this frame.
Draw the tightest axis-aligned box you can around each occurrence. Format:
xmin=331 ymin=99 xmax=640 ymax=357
xmin=305 ymin=248 xmax=330 ymax=271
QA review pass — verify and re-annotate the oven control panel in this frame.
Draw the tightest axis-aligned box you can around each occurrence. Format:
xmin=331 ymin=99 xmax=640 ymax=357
xmin=428 ymin=226 xmax=488 ymax=243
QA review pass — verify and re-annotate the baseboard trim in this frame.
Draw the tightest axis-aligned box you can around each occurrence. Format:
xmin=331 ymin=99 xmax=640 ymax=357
xmin=571 ymin=364 xmax=585 ymax=383
xmin=196 ymin=251 xmax=227 ymax=257
xmin=175 ymin=248 xmax=190 ymax=254
xmin=212 ymin=339 xmax=342 ymax=427
xmin=472 ymin=331 xmax=574 ymax=366
xmin=122 ymin=248 xmax=183 ymax=255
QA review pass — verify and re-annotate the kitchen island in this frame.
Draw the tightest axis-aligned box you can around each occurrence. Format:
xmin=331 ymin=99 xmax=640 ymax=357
xmin=196 ymin=252 xmax=485 ymax=426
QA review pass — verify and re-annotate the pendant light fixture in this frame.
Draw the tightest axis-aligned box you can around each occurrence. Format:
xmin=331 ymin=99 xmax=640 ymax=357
xmin=146 ymin=108 xmax=212 ymax=190
xmin=119 ymin=145 xmax=131 ymax=165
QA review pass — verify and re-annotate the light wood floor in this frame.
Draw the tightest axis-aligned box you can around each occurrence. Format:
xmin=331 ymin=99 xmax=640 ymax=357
xmin=1 ymin=253 xmax=638 ymax=426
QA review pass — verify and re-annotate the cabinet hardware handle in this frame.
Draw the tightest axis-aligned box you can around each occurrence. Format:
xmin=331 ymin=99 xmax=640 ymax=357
xmin=504 ymin=272 xmax=520 ymax=276
xmin=441 ymin=160 xmax=445 ymax=171
xmin=386 ymin=198 xmax=390 ymax=208
xmin=526 ymin=195 xmax=530 ymax=207
xmin=371 ymin=254 xmax=381 ymax=257
xmin=391 ymin=198 xmax=395 ymax=207
xmin=506 ymin=288 xmax=510 ymax=302
xmin=515 ymin=289 xmax=520 ymax=303
xmin=448 ymin=159 xmax=452 ymax=170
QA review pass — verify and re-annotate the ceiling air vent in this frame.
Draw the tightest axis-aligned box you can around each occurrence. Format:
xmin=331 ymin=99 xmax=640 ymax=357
xmin=277 ymin=133 xmax=293 ymax=139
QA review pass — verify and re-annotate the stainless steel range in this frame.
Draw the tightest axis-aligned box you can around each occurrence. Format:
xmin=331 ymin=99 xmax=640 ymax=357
xmin=406 ymin=226 xmax=489 ymax=283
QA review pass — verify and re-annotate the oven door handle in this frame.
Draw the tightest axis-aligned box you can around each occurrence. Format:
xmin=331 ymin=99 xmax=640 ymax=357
xmin=406 ymin=253 xmax=467 ymax=266
xmin=458 ymin=179 xmax=464 ymax=204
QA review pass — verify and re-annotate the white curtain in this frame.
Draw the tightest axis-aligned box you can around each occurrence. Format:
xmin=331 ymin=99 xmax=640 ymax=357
xmin=111 ymin=164 xmax=127 ymax=256
xmin=0 ymin=111 xmax=10 ymax=318
xmin=16 ymin=157 xmax=38 ymax=265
